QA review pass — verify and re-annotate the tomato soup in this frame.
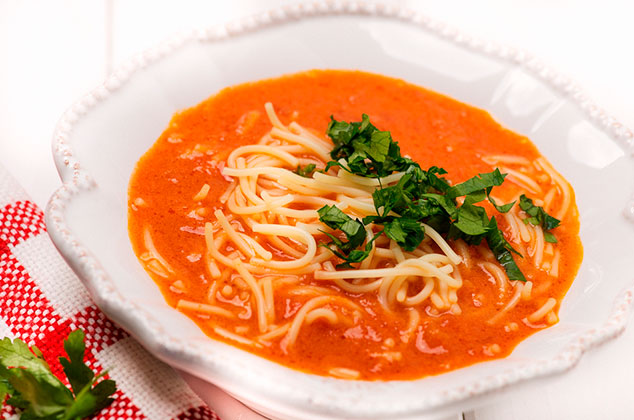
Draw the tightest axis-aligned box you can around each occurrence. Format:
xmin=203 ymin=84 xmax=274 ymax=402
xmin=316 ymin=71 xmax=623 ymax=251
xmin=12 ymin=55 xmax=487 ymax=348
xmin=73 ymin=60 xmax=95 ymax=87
xmin=128 ymin=70 xmax=582 ymax=380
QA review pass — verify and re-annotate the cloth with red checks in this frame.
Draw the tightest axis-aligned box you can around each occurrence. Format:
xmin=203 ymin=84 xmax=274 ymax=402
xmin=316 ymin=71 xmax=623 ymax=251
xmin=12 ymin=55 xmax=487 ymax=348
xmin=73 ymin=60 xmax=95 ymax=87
xmin=0 ymin=166 xmax=219 ymax=420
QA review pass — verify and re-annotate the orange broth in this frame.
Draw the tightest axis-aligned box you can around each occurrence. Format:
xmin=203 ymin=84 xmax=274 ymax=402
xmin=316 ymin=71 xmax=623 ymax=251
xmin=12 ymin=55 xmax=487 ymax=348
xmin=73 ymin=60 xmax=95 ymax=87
xmin=128 ymin=70 xmax=582 ymax=380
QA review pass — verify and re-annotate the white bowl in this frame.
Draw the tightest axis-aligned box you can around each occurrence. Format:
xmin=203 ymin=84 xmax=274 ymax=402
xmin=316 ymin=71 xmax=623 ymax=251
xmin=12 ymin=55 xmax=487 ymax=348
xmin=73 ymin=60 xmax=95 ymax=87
xmin=46 ymin=2 xmax=634 ymax=419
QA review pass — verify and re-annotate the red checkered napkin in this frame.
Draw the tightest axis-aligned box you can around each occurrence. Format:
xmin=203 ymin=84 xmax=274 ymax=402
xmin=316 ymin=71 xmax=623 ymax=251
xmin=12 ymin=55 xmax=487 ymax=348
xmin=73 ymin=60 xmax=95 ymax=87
xmin=0 ymin=165 xmax=220 ymax=420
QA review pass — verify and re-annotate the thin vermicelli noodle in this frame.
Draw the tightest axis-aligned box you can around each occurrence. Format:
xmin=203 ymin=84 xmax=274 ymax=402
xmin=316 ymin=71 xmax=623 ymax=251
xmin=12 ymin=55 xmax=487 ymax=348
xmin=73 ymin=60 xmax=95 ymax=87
xmin=128 ymin=70 xmax=582 ymax=380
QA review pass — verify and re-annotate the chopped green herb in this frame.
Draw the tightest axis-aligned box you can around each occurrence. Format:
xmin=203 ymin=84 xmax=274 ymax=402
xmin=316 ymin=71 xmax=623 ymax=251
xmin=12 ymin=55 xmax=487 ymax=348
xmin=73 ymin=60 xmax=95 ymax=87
xmin=0 ymin=330 xmax=116 ymax=419
xmin=317 ymin=205 xmax=366 ymax=252
xmin=317 ymin=205 xmax=377 ymax=268
xmin=486 ymin=190 xmax=515 ymax=213
xmin=382 ymin=217 xmax=425 ymax=251
xmin=318 ymin=115 xmax=555 ymax=280
xmin=445 ymin=169 xmax=506 ymax=199
xmin=519 ymin=194 xmax=560 ymax=243
xmin=295 ymin=164 xmax=316 ymax=178
xmin=452 ymin=203 xmax=490 ymax=236
xmin=326 ymin=115 xmax=416 ymax=178
xmin=486 ymin=218 xmax=526 ymax=281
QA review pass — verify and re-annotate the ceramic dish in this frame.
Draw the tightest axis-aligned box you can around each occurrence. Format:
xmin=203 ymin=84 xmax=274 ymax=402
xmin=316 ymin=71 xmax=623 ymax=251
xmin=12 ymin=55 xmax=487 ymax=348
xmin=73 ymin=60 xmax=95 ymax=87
xmin=46 ymin=2 xmax=634 ymax=419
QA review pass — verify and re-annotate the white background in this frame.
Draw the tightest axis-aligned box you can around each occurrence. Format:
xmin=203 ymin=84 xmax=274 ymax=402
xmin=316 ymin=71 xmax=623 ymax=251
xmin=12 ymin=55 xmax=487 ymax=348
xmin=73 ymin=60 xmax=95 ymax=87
xmin=1 ymin=1 xmax=633 ymax=419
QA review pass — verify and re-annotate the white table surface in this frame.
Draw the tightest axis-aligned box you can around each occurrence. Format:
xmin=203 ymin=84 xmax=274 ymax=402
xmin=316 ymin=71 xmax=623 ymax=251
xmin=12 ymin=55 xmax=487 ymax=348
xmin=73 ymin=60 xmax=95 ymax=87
xmin=2 ymin=1 xmax=633 ymax=419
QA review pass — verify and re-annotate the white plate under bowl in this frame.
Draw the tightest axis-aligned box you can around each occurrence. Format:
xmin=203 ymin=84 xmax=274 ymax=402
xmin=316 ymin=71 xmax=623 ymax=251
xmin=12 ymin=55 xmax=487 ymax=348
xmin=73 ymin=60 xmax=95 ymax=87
xmin=46 ymin=2 xmax=634 ymax=420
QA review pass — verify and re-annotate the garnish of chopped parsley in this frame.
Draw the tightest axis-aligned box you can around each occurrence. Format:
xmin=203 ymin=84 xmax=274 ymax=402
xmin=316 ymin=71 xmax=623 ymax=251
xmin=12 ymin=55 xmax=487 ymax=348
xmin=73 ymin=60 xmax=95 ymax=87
xmin=317 ymin=115 xmax=560 ymax=281
xmin=0 ymin=330 xmax=116 ymax=419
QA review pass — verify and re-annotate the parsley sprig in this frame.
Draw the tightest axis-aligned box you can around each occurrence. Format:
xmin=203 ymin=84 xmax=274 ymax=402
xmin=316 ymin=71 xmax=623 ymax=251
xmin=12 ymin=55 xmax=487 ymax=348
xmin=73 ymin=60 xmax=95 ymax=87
xmin=0 ymin=330 xmax=116 ymax=419
xmin=317 ymin=115 xmax=561 ymax=281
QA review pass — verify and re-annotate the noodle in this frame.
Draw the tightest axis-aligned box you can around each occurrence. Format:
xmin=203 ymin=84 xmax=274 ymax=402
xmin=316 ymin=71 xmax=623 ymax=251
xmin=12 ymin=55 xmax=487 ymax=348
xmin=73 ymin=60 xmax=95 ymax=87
xmin=527 ymin=298 xmax=557 ymax=323
xmin=214 ymin=326 xmax=260 ymax=347
xmin=480 ymin=262 xmax=508 ymax=294
xmin=176 ymin=300 xmax=236 ymax=318
xmin=192 ymin=183 xmax=210 ymax=201
xmin=329 ymin=367 xmax=361 ymax=379
xmin=499 ymin=166 xmax=543 ymax=194
xmin=305 ymin=308 xmax=339 ymax=324
xmin=284 ymin=296 xmax=355 ymax=348
xmin=142 ymin=227 xmax=174 ymax=275
xmin=487 ymin=282 xmax=524 ymax=324
xmin=258 ymin=323 xmax=290 ymax=342
xmin=535 ymin=157 xmax=571 ymax=221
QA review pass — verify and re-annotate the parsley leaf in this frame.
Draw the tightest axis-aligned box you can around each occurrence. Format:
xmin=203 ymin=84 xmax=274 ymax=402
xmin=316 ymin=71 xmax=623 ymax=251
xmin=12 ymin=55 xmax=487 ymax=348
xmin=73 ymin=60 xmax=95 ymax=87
xmin=383 ymin=217 xmax=425 ymax=251
xmin=519 ymin=195 xmax=560 ymax=243
xmin=317 ymin=204 xmax=366 ymax=251
xmin=486 ymin=218 xmax=526 ymax=281
xmin=59 ymin=330 xmax=94 ymax=396
xmin=446 ymin=169 xmax=506 ymax=199
xmin=0 ymin=330 xmax=116 ymax=419
xmin=371 ymin=173 xmax=416 ymax=217
xmin=324 ymin=231 xmax=382 ymax=269
xmin=295 ymin=164 xmax=316 ymax=178
xmin=452 ymin=203 xmax=490 ymax=236
xmin=317 ymin=205 xmax=368 ymax=266
xmin=486 ymin=190 xmax=515 ymax=213
xmin=366 ymin=131 xmax=391 ymax=162
xmin=59 ymin=330 xmax=116 ymax=414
